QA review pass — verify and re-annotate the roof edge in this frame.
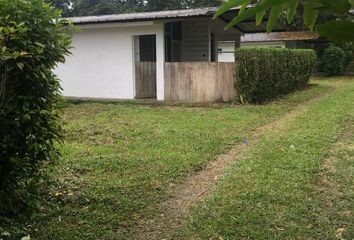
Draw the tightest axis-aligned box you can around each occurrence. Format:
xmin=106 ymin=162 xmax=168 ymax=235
xmin=66 ymin=7 xmax=218 ymax=25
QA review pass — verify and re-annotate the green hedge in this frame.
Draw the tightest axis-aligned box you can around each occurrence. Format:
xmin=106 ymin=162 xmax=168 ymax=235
xmin=235 ymin=48 xmax=317 ymax=103
xmin=321 ymin=45 xmax=346 ymax=76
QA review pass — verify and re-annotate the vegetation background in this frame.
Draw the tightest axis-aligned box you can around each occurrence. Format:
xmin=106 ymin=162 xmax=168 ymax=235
xmin=48 ymin=0 xmax=223 ymax=17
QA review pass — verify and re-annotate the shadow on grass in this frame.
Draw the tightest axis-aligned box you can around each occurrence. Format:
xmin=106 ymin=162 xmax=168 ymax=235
xmin=63 ymin=83 xmax=321 ymax=109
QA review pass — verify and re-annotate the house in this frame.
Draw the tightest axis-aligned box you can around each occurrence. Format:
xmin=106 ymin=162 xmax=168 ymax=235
xmin=218 ymin=31 xmax=321 ymax=62
xmin=57 ymin=7 xmax=284 ymax=102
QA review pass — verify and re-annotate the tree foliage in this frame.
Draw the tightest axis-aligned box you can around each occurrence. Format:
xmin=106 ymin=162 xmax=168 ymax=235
xmin=0 ymin=0 xmax=71 ymax=213
xmin=67 ymin=0 xmax=144 ymax=16
xmin=333 ymin=42 xmax=354 ymax=66
xmin=216 ymin=0 xmax=354 ymax=42
xmin=49 ymin=0 xmax=72 ymax=15
xmin=47 ymin=0 xmax=223 ymax=17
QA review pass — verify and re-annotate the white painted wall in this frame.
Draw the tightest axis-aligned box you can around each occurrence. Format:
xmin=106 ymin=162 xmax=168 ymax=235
xmin=56 ymin=22 xmax=165 ymax=100
xmin=218 ymin=41 xmax=235 ymax=62
xmin=218 ymin=41 xmax=286 ymax=62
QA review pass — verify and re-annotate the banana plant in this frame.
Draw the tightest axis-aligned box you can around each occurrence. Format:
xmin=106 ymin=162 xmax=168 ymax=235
xmin=215 ymin=0 xmax=354 ymax=42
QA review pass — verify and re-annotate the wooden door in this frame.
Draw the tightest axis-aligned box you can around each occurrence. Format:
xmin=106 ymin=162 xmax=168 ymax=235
xmin=135 ymin=61 xmax=157 ymax=99
xmin=135 ymin=35 xmax=157 ymax=99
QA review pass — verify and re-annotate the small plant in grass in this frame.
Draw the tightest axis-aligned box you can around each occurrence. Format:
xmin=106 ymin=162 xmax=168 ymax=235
xmin=322 ymin=45 xmax=346 ymax=76
xmin=0 ymin=0 xmax=71 ymax=214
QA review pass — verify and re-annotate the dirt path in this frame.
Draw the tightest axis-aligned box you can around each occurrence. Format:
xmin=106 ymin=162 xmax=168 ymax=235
xmin=129 ymin=87 xmax=342 ymax=240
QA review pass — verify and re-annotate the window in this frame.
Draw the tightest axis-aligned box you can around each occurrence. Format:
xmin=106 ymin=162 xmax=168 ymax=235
xmin=165 ymin=22 xmax=182 ymax=62
xmin=139 ymin=35 xmax=156 ymax=62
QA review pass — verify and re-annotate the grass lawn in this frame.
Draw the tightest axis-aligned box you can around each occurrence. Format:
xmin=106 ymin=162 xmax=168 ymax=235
xmin=1 ymin=77 xmax=353 ymax=240
xmin=177 ymin=77 xmax=354 ymax=239
xmin=321 ymin=122 xmax=354 ymax=240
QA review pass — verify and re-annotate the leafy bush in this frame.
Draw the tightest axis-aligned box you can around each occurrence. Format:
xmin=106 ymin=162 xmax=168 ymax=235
xmin=333 ymin=42 xmax=353 ymax=67
xmin=0 ymin=0 xmax=71 ymax=213
xmin=321 ymin=46 xmax=346 ymax=76
xmin=235 ymin=48 xmax=317 ymax=104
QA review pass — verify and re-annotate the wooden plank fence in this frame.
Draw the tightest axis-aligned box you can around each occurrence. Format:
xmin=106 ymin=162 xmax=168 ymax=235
xmin=135 ymin=61 xmax=157 ymax=99
xmin=164 ymin=62 xmax=236 ymax=103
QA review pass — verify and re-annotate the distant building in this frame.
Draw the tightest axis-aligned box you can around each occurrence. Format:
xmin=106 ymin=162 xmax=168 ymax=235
xmin=218 ymin=31 xmax=322 ymax=62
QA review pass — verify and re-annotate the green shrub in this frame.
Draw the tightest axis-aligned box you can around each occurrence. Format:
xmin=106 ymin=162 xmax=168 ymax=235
xmin=321 ymin=46 xmax=346 ymax=76
xmin=0 ymin=0 xmax=71 ymax=213
xmin=333 ymin=42 xmax=353 ymax=67
xmin=235 ymin=48 xmax=317 ymax=104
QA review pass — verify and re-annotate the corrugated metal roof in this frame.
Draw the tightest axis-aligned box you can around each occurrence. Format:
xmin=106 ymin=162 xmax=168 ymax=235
xmin=66 ymin=5 xmax=290 ymax=34
xmin=70 ymin=7 xmax=218 ymax=25
xmin=241 ymin=32 xmax=319 ymax=42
